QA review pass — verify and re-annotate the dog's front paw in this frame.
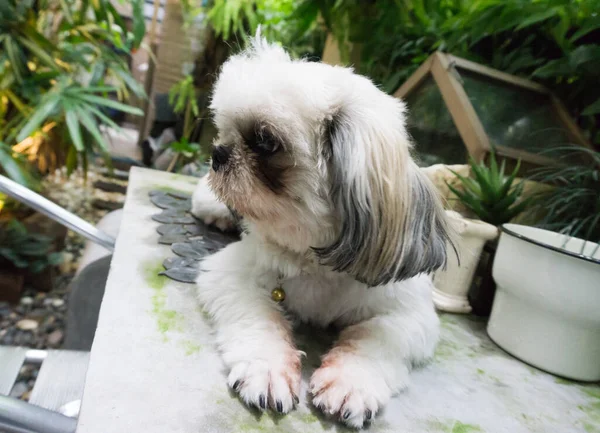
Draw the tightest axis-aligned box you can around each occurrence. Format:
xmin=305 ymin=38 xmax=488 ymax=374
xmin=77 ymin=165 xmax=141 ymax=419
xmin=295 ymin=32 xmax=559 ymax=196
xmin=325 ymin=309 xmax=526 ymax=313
xmin=191 ymin=198 xmax=236 ymax=232
xmin=228 ymin=355 xmax=301 ymax=414
xmin=310 ymin=354 xmax=396 ymax=428
xmin=191 ymin=176 xmax=237 ymax=232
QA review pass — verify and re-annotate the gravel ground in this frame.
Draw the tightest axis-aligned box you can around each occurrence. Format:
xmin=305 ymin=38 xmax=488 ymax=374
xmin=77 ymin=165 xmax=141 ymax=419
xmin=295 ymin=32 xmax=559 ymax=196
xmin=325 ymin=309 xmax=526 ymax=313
xmin=1 ymin=166 xmax=127 ymax=400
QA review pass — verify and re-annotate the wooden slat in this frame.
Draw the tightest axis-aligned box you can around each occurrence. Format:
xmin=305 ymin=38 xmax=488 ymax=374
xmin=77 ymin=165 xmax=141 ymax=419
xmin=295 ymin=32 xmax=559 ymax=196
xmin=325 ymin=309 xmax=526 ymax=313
xmin=321 ymin=33 xmax=343 ymax=66
xmin=436 ymin=53 xmax=590 ymax=165
xmin=0 ymin=347 xmax=27 ymax=396
xmin=446 ymin=54 xmax=549 ymax=94
xmin=393 ymin=55 xmax=434 ymax=99
xmin=430 ymin=52 xmax=490 ymax=162
xmin=29 ymin=350 xmax=90 ymax=412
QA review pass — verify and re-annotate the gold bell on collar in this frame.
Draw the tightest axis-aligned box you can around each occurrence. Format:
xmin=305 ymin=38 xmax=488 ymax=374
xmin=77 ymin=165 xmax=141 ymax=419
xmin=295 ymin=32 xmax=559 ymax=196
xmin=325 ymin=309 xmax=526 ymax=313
xmin=271 ymin=286 xmax=286 ymax=303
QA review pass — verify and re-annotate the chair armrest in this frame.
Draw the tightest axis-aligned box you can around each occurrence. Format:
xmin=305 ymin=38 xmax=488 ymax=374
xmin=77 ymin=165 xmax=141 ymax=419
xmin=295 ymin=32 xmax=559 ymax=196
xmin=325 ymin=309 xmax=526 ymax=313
xmin=0 ymin=174 xmax=115 ymax=251
xmin=0 ymin=395 xmax=77 ymax=433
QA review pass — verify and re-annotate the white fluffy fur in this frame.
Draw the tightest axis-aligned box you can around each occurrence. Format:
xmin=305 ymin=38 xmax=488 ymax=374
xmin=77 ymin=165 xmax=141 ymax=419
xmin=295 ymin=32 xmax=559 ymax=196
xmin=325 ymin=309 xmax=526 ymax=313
xmin=191 ymin=175 xmax=236 ymax=232
xmin=192 ymin=36 xmax=448 ymax=429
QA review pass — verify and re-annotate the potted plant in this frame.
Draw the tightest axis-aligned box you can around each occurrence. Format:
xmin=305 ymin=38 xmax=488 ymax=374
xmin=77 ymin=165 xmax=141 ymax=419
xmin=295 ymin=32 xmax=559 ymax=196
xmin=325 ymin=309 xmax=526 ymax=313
xmin=487 ymin=147 xmax=600 ymax=381
xmin=431 ymin=153 xmax=530 ymax=314
xmin=0 ymin=220 xmax=64 ymax=303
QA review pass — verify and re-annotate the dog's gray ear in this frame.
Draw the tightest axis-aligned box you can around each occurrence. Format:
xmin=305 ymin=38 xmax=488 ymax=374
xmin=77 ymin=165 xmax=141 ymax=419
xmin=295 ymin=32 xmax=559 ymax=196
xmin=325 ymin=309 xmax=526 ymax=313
xmin=314 ymin=100 xmax=454 ymax=287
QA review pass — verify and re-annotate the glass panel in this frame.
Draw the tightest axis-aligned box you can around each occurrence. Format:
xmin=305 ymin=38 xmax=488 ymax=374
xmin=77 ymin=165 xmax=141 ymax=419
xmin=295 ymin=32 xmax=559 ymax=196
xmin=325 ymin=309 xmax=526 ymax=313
xmin=404 ymin=77 xmax=469 ymax=167
xmin=458 ymin=68 xmax=572 ymax=156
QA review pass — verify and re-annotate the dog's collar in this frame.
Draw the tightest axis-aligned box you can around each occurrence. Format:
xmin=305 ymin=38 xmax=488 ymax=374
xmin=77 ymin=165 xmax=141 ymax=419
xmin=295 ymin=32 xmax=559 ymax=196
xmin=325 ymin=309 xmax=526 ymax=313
xmin=271 ymin=275 xmax=285 ymax=303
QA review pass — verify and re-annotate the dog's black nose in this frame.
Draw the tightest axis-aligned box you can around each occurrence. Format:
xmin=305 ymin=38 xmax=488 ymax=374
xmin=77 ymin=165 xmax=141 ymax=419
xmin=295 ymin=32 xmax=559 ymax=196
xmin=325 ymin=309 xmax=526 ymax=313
xmin=212 ymin=146 xmax=230 ymax=172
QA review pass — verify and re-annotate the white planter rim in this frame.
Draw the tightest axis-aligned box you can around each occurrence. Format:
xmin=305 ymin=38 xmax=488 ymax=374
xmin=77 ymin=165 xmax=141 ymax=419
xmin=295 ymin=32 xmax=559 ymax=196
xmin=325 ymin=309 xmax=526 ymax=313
xmin=501 ymin=223 xmax=600 ymax=266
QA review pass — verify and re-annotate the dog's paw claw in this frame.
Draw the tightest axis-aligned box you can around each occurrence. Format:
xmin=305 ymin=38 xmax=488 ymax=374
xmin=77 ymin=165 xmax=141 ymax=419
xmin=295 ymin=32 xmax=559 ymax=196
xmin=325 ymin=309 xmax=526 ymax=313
xmin=310 ymin=356 xmax=392 ymax=428
xmin=227 ymin=357 xmax=301 ymax=415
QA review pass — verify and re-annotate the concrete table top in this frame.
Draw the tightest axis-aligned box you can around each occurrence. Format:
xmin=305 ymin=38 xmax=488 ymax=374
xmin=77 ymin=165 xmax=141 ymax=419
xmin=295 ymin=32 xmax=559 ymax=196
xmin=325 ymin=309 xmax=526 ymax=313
xmin=77 ymin=167 xmax=600 ymax=433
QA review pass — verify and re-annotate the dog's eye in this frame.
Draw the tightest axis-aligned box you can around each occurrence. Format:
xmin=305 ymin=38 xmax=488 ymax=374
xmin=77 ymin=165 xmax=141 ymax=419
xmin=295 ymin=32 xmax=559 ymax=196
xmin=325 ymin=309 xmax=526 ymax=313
xmin=251 ymin=131 xmax=281 ymax=155
xmin=255 ymin=137 xmax=280 ymax=154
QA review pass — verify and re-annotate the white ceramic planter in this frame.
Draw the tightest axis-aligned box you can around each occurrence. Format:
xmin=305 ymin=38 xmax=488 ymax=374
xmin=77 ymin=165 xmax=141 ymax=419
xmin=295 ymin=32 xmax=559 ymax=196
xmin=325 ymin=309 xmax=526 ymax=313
xmin=432 ymin=211 xmax=499 ymax=313
xmin=488 ymin=224 xmax=600 ymax=382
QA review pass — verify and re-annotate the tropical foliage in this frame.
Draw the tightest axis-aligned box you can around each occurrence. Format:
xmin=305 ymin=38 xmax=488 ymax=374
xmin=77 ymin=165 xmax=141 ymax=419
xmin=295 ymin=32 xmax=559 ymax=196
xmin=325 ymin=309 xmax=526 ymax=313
xmin=529 ymin=147 xmax=600 ymax=243
xmin=0 ymin=0 xmax=146 ymax=187
xmin=190 ymin=0 xmax=326 ymax=58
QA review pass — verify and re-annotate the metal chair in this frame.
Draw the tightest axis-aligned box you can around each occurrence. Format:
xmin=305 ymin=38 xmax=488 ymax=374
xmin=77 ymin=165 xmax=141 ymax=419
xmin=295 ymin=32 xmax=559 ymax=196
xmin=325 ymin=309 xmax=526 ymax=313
xmin=0 ymin=174 xmax=117 ymax=433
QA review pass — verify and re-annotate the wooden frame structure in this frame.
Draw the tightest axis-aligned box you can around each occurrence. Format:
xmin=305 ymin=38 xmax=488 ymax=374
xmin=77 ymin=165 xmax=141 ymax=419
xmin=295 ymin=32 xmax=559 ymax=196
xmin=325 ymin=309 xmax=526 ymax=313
xmin=393 ymin=52 xmax=592 ymax=167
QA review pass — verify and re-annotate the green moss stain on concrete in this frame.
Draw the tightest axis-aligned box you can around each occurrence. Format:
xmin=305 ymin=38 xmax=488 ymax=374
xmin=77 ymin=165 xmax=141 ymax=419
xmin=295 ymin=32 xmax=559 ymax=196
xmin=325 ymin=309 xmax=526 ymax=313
xmin=142 ymin=260 xmax=183 ymax=339
xmin=152 ymin=291 xmax=182 ymax=335
xmin=579 ymin=386 xmax=600 ymax=433
xmin=555 ymin=378 xmax=600 ymax=432
xmin=583 ymin=388 xmax=600 ymax=400
xmin=297 ymin=412 xmax=320 ymax=424
xmin=452 ymin=422 xmax=483 ymax=433
xmin=439 ymin=314 xmax=458 ymax=328
xmin=555 ymin=377 xmax=576 ymax=385
xmin=434 ymin=338 xmax=460 ymax=361
xmin=427 ymin=420 xmax=451 ymax=432
xmin=181 ymin=339 xmax=202 ymax=356
xmin=474 ymin=368 xmax=502 ymax=385
xmin=237 ymin=421 xmax=270 ymax=433
xmin=426 ymin=419 xmax=483 ymax=433
xmin=144 ymin=260 xmax=166 ymax=291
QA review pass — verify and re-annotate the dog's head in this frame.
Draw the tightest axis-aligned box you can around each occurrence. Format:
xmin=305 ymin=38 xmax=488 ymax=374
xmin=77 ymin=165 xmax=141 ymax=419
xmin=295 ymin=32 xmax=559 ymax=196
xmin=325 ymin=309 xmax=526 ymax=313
xmin=208 ymin=36 xmax=453 ymax=286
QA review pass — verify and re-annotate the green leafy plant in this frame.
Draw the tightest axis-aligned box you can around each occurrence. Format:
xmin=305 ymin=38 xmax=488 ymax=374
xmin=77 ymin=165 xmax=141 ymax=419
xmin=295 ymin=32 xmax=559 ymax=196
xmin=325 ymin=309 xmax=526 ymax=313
xmin=0 ymin=219 xmax=63 ymax=273
xmin=196 ymin=0 xmax=325 ymax=58
xmin=291 ymin=0 xmax=599 ymax=147
xmin=447 ymin=153 xmax=531 ymax=226
xmin=0 ymin=141 xmax=34 ymax=187
xmin=207 ymin=0 xmax=259 ymax=41
xmin=0 ymin=0 xmax=146 ymax=185
xmin=169 ymin=75 xmax=199 ymax=139
xmin=17 ymin=80 xmax=143 ymax=158
xmin=168 ymin=137 xmax=209 ymax=172
xmin=529 ymin=147 xmax=600 ymax=243
xmin=167 ymin=74 xmax=208 ymax=171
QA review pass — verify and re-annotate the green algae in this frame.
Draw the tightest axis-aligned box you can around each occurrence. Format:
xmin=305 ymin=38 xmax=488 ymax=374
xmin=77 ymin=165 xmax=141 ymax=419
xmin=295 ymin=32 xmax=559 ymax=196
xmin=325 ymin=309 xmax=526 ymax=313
xmin=427 ymin=419 xmax=483 ymax=433
xmin=181 ymin=339 xmax=202 ymax=356
xmin=142 ymin=260 xmax=183 ymax=339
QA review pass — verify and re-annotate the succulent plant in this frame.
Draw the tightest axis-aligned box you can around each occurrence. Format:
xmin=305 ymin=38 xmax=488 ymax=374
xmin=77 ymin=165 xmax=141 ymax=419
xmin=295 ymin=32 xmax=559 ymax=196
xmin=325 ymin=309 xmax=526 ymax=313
xmin=0 ymin=220 xmax=63 ymax=273
xmin=446 ymin=152 xmax=531 ymax=226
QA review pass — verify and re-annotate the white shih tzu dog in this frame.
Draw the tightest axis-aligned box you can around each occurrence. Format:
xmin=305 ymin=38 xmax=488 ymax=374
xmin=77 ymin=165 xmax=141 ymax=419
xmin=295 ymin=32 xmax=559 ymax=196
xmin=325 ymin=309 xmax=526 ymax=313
xmin=191 ymin=35 xmax=453 ymax=428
